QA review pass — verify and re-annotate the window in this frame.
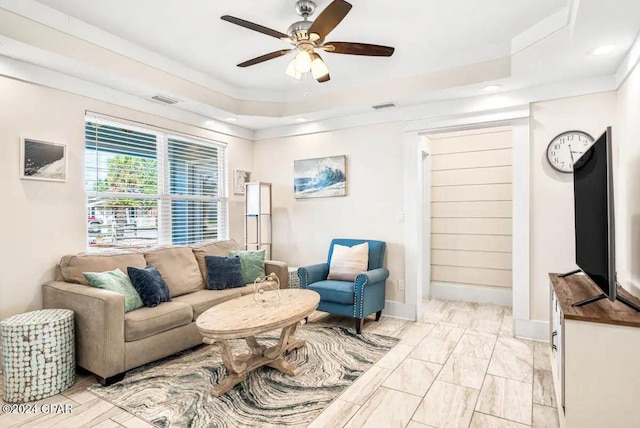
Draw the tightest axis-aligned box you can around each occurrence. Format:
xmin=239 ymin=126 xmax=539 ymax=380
xmin=85 ymin=117 xmax=227 ymax=249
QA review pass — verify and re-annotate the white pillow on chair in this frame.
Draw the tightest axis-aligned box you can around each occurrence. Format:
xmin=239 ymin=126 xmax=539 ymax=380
xmin=327 ymin=242 xmax=369 ymax=281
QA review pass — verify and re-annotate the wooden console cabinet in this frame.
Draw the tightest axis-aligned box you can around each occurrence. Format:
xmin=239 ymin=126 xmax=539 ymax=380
xmin=549 ymin=273 xmax=640 ymax=428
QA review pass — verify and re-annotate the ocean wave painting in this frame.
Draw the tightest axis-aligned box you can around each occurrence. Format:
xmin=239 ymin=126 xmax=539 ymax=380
xmin=294 ymin=155 xmax=347 ymax=199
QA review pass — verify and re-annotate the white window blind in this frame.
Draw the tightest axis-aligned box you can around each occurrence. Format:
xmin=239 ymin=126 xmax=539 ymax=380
xmin=85 ymin=117 xmax=227 ymax=249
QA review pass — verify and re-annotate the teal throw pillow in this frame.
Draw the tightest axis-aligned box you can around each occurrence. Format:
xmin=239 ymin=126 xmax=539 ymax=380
xmin=228 ymin=249 xmax=266 ymax=284
xmin=83 ymin=268 xmax=144 ymax=312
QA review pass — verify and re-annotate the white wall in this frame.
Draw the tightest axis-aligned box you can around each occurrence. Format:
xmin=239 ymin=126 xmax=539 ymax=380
xmin=616 ymin=61 xmax=640 ymax=296
xmin=252 ymin=122 xmax=407 ymax=303
xmin=0 ymin=76 xmax=253 ymax=321
xmin=530 ymin=91 xmax=618 ymax=321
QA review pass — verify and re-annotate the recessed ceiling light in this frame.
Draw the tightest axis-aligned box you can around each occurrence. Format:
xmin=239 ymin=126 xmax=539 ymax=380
xmin=296 ymin=118 xmax=307 ymax=122
xmin=225 ymin=117 xmax=237 ymax=122
xmin=589 ymin=45 xmax=616 ymax=56
xmin=484 ymin=84 xmax=501 ymax=91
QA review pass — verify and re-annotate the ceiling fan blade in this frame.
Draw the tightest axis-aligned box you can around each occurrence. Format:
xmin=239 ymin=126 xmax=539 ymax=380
xmin=308 ymin=0 xmax=352 ymax=40
xmin=324 ymin=42 xmax=395 ymax=57
xmin=221 ymin=15 xmax=289 ymax=40
xmin=237 ymin=49 xmax=292 ymax=67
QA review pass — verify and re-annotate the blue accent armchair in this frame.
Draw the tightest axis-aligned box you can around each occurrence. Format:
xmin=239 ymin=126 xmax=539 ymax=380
xmin=298 ymin=239 xmax=389 ymax=334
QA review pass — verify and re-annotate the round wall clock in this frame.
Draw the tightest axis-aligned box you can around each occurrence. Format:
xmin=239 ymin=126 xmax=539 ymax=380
xmin=546 ymin=130 xmax=595 ymax=173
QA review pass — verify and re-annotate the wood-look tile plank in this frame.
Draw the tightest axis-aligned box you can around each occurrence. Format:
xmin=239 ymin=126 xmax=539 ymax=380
xmin=532 ymin=404 xmax=559 ymax=428
xmin=410 ymin=338 xmax=456 ymax=364
xmin=437 ymin=354 xmax=490 ymax=390
xmin=427 ymin=322 xmax=466 ymax=342
xmin=382 ymin=358 xmax=442 ymax=397
xmin=487 ymin=350 xmax=534 ymax=384
xmin=533 ymin=342 xmax=551 ymax=371
xmin=375 ymin=344 xmax=414 ymax=370
xmin=470 ymin=412 xmax=529 ymax=428
xmin=308 ymin=399 xmax=360 ymax=428
xmin=413 ymin=381 xmax=479 ymax=428
xmin=345 ymin=387 xmax=422 ymax=428
xmin=468 ymin=319 xmax=502 ymax=335
xmin=476 ymin=375 xmax=532 ymax=425
xmin=533 ymin=370 xmax=556 ymax=408
xmin=391 ymin=323 xmax=436 ymax=346
xmin=453 ymin=333 xmax=497 ymax=359
xmin=340 ymin=366 xmax=393 ymax=405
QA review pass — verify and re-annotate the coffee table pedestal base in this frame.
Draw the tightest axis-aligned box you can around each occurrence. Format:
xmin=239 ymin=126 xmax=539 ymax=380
xmin=204 ymin=321 xmax=304 ymax=397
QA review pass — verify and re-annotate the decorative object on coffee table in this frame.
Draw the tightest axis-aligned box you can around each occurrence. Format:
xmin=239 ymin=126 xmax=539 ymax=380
xmin=253 ymin=272 xmax=280 ymax=304
xmin=1 ymin=309 xmax=75 ymax=403
xmin=244 ymin=182 xmax=272 ymax=258
xmin=196 ymin=289 xmax=319 ymax=397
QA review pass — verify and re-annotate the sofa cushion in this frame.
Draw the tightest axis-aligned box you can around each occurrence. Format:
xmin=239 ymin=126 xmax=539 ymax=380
xmin=60 ymin=252 xmax=147 ymax=285
xmin=172 ymin=289 xmax=242 ymax=320
xmin=124 ymin=302 xmax=193 ymax=342
xmin=127 ymin=265 xmax=171 ymax=307
xmin=205 ymin=256 xmax=245 ymax=290
xmin=83 ymin=268 xmax=144 ymax=312
xmin=229 ymin=249 xmax=266 ymax=283
xmin=307 ymin=280 xmax=354 ymax=305
xmin=191 ymin=239 xmax=241 ymax=282
xmin=144 ymin=247 xmax=204 ymax=297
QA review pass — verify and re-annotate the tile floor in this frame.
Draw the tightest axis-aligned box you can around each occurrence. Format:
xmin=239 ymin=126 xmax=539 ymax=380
xmin=0 ymin=298 xmax=559 ymax=428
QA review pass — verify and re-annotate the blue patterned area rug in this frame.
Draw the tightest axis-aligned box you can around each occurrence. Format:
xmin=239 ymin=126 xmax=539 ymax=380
xmin=88 ymin=324 xmax=398 ymax=428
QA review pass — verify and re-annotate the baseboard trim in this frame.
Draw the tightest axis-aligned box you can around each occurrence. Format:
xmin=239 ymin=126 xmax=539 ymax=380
xmin=382 ymin=300 xmax=416 ymax=321
xmin=430 ymin=282 xmax=512 ymax=307
xmin=515 ymin=319 xmax=549 ymax=341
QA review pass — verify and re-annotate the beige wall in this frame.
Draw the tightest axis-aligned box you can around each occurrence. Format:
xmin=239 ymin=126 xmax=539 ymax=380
xmin=530 ymin=91 xmax=618 ymax=321
xmin=616 ymin=61 xmax=640 ymax=296
xmin=252 ymin=122 xmax=407 ymax=303
xmin=429 ymin=128 xmax=513 ymax=290
xmin=0 ymin=76 xmax=253 ymax=321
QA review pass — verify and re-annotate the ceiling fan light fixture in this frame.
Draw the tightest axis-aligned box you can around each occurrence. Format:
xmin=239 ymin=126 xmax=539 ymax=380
xmin=294 ymin=50 xmax=313 ymax=73
xmin=311 ymin=54 xmax=329 ymax=80
xmin=285 ymin=60 xmax=302 ymax=79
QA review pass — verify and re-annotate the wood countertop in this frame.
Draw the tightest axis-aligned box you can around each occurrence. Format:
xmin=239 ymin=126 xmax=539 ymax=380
xmin=550 ymin=273 xmax=640 ymax=328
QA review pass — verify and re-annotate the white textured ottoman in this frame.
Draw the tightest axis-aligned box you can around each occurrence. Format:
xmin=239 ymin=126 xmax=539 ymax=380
xmin=288 ymin=267 xmax=301 ymax=288
xmin=1 ymin=309 xmax=75 ymax=403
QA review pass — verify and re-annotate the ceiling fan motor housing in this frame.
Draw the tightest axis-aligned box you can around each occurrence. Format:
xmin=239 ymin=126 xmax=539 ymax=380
xmin=287 ymin=20 xmax=313 ymax=40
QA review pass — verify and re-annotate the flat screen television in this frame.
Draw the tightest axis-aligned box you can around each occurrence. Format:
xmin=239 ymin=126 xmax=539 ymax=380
xmin=570 ymin=126 xmax=639 ymax=310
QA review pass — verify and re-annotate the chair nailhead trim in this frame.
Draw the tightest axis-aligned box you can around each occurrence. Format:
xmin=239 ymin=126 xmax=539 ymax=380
xmin=353 ymin=274 xmax=368 ymax=318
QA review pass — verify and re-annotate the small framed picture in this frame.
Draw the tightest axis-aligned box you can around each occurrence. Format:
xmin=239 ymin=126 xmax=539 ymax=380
xmin=234 ymin=170 xmax=251 ymax=195
xmin=20 ymin=138 xmax=67 ymax=182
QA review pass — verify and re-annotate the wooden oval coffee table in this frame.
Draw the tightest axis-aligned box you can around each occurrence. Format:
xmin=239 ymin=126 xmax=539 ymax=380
xmin=196 ymin=288 xmax=320 ymax=397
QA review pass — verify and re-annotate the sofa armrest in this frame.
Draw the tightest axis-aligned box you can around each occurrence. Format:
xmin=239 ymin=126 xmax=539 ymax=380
xmin=298 ymin=263 xmax=329 ymax=288
xmin=43 ymin=281 xmax=126 ymax=378
xmin=265 ymin=260 xmax=288 ymax=288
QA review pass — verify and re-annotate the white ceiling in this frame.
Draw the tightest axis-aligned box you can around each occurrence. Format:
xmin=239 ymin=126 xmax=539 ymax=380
xmin=0 ymin=0 xmax=638 ymax=132
xmin=34 ymin=0 xmax=565 ymax=95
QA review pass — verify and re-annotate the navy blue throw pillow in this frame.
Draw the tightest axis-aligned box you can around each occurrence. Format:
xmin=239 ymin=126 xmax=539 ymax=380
xmin=127 ymin=265 xmax=171 ymax=307
xmin=205 ymin=256 xmax=245 ymax=290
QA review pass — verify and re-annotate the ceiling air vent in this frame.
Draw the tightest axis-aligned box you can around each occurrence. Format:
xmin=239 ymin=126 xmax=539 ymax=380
xmin=151 ymin=94 xmax=180 ymax=105
xmin=372 ymin=102 xmax=396 ymax=110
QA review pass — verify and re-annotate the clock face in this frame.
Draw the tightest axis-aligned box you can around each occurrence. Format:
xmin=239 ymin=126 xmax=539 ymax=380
xmin=546 ymin=130 xmax=595 ymax=173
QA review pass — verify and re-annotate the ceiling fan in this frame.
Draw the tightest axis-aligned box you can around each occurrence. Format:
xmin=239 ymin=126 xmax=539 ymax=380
xmin=221 ymin=0 xmax=395 ymax=83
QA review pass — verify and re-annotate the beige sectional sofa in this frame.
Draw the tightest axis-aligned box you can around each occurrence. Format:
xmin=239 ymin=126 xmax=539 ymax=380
xmin=43 ymin=239 xmax=287 ymax=385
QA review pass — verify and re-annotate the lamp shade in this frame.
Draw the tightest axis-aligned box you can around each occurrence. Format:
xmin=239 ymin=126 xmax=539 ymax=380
xmin=285 ymin=60 xmax=302 ymax=79
xmin=311 ymin=54 xmax=329 ymax=80
xmin=294 ymin=50 xmax=312 ymax=73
